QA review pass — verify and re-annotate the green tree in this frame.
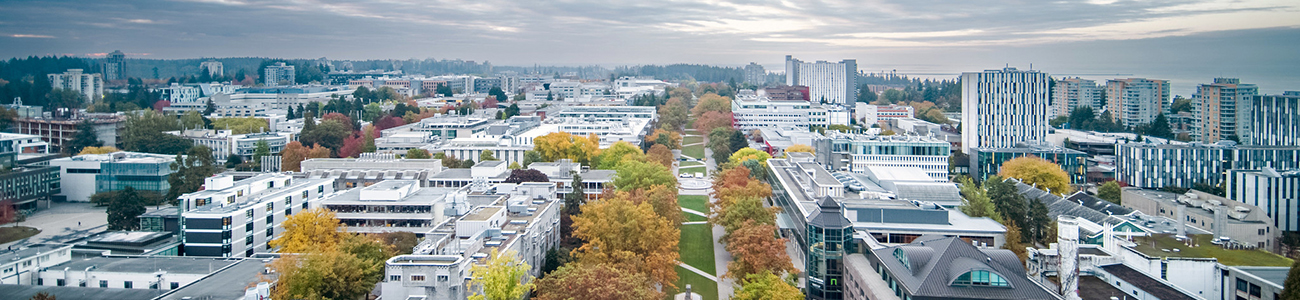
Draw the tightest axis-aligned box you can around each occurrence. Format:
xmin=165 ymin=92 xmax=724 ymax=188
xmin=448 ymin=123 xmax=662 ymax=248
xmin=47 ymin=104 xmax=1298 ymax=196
xmin=106 ymin=186 xmax=146 ymax=230
xmin=299 ymin=120 xmax=350 ymax=156
xmin=958 ymin=177 xmax=1000 ymax=222
xmin=1281 ymin=259 xmax=1300 ymax=300
xmin=212 ymin=117 xmax=269 ymax=134
xmin=180 ymin=111 xmax=206 ymax=130
xmin=1098 ymin=181 xmax=1122 ymax=204
xmin=504 ymin=103 xmax=520 ymax=119
xmin=437 ymin=84 xmax=454 ymax=97
xmin=565 ymin=173 xmax=586 ymax=216
xmin=405 ymin=148 xmax=431 ymax=159
xmin=225 ymin=153 xmax=244 ymax=169
xmin=65 ymin=120 xmax=103 ymax=155
xmin=203 ymin=98 xmax=215 ymax=115
xmin=253 ymin=139 xmax=271 ymax=167
xmin=364 ymin=103 xmax=383 ymax=122
xmin=733 ymin=271 xmax=803 ymax=300
xmin=522 ymin=150 xmax=543 ymax=168
xmin=479 ymin=149 xmax=498 ymax=162
xmin=46 ymin=88 xmax=85 ymax=109
xmin=857 ymin=84 xmax=877 ymax=103
xmin=166 ymin=145 xmax=218 ymax=204
xmin=1146 ymin=113 xmax=1173 ymax=139
xmin=613 ymin=160 xmax=676 ymax=191
xmin=468 ymin=248 xmax=535 ymax=300
xmin=121 ymin=110 xmax=192 ymax=155
xmin=595 ymin=141 xmax=645 ymax=170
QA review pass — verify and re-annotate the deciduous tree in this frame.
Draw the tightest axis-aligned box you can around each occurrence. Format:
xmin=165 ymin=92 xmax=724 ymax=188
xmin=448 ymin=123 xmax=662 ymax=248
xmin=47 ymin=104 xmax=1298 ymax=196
xmin=725 ymin=221 xmax=795 ymax=279
xmin=999 ymin=156 xmax=1073 ymax=195
xmin=694 ymin=111 xmax=733 ymax=134
xmin=166 ymin=145 xmax=217 ymax=204
xmin=479 ymin=149 xmax=498 ymax=162
xmin=78 ymin=146 xmax=119 ymax=155
xmin=504 ymin=169 xmax=549 ymax=183
xmin=785 ymin=144 xmax=813 ymax=154
xmin=106 ymin=186 xmax=146 ymax=230
xmin=571 ymin=193 xmax=680 ymax=289
xmin=1098 ymin=181 xmax=1122 ymax=204
xmin=468 ymin=248 xmax=535 ymax=300
xmin=733 ymin=271 xmax=804 ymax=300
xmin=270 ymin=207 xmax=345 ymax=253
xmin=405 ymin=148 xmax=431 ymax=159
xmin=729 ymin=147 xmax=771 ymax=165
xmin=211 ymin=117 xmax=269 ymax=134
xmin=595 ymin=141 xmax=644 ymax=170
xmin=121 ymin=110 xmax=192 ymax=155
xmin=375 ymin=231 xmax=419 ymax=255
xmin=958 ymin=177 xmax=999 ymax=222
xmin=299 ymin=120 xmax=349 ymax=155
xmin=534 ymin=263 xmax=663 ymax=300
xmin=614 ymin=160 xmax=676 ymax=191
xmin=657 ymin=98 xmax=689 ymax=131
xmin=646 ymin=144 xmax=674 ymax=168
xmin=645 ymin=129 xmax=682 ymax=150
xmin=280 ymin=141 xmax=310 ymax=172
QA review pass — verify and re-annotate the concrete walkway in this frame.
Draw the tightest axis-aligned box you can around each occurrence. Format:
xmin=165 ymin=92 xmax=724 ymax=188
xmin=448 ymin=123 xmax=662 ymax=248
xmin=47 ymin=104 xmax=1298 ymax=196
xmin=682 ymin=221 xmax=709 ymax=225
xmin=678 ymin=262 xmax=719 ymax=282
xmin=681 ymin=207 xmax=708 ymax=217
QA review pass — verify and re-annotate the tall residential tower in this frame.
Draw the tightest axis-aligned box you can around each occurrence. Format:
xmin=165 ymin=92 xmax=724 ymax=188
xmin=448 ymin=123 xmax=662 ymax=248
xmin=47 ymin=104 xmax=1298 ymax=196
xmin=960 ymin=67 xmax=1050 ymax=154
xmin=785 ymin=55 xmax=857 ymax=106
xmin=1194 ymin=78 xmax=1257 ymax=142
xmin=1105 ymin=78 xmax=1170 ymax=126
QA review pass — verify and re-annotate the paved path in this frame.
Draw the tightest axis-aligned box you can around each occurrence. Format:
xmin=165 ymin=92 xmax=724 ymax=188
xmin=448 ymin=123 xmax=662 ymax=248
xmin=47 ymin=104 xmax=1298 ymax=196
xmin=681 ymin=208 xmax=708 ymax=217
xmin=678 ymin=262 xmax=719 ymax=282
xmin=682 ymin=221 xmax=709 ymax=225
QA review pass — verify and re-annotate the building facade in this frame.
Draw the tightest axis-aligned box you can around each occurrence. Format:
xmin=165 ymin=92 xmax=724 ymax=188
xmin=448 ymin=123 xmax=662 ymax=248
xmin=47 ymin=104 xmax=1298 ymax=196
xmin=103 ymin=50 xmax=126 ymax=81
xmin=49 ymin=151 xmax=178 ymax=202
xmin=806 ymin=197 xmax=855 ymax=300
xmin=14 ymin=113 xmax=124 ymax=153
xmin=960 ymin=67 xmax=1050 ymax=154
xmin=826 ymin=133 xmax=951 ymax=181
xmin=1053 ymin=77 xmax=1102 ymax=118
xmin=47 ymin=69 xmax=103 ymax=102
xmin=1227 ymin=168 xmax=1300 ymax=231
xmin=973 ymin=143 xmax=1087 ymax=185
xmin=1247 ymin=92 xmax=1299 ymax=146
xmin=178 ymin=174 xmax=335 ymax=257
xmin=1105 ymin=78 xmax=1170 ymax=126
xmin=1194 ymin=78 xmax=1257 ymax=143
xmin=743 ymin=62 xmax=767 ymax=86
xmin=1115 ymin=142 xmax=1233 ymax=189
xmin=263 ymin=62 xmax=296 ymax=86
xmin=200 ymin=60 xmax=224 ymax=77
xmin=786 ymin=55 xmax=857 ymax=106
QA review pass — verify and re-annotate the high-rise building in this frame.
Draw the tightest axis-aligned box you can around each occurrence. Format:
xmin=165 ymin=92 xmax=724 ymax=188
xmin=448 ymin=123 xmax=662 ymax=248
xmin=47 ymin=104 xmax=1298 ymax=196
xmin=263 ymin=62 xmax=295 ymax=86
xmin=1247 ymin=92 xmax=1300 ymax=146
xmin=1227 ymin=168 xmax=1300 ymax=231
xmin=47 ymin=69 xmax=104 ymax=103
xmin=960 ymin=67 xmax=1050 ymax=154
xmin=1053 ymin=77 xmax=1102 ymax=117
xmin=103 ymin=50 xmax=126 ymax=81
xmin=200 ymin=60 xmax=224 ymax=77
xmin=785 ymin=55 xmax=857 ymax=106
xmin=1194 ymin=78 xmax=1257 ymax=142
xmin=1105 ymin=78 xmax=1170 ymax=126
xmin=743 ymin=62 xmax=766 ymax=86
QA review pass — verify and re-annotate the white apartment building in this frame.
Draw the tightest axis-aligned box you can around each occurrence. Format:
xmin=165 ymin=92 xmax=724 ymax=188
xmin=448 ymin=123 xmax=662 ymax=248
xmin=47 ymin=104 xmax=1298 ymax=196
xmin=165 ymin=129 xmax=290 ymax=161
xmin=1053 ymin=77 xmax=1102 ymax=117
xmin=178 ymin=174 xmax=335 ymax=257
xmin=513 ymin=117 xmax=653 ymax=148
xmin=854 ymin=103 xmax=915 ymax=125
xmin=160 ymin=83 xmax=203 ymax=104
xmin=743 ymin=62 xmax=767 ymax=86
xmin=200 ymin=60 xmax=224 ymax=77
xmin=0 ymin=245 xmax=74 ymax=285
xmin=732 ymin=92 xmax=847 ymax=131
xmin=263 ymin=63 xmax=295 ymax=86
xmin=785 ymin=55 xmax=857 ymax=106
xmin=1106 ymin=78 xmax=1170 ymax=126
xmin=47 ymin=69 xmax=103 ymax=102
xmin=960 ymin=67 xmax=1050 ymax=154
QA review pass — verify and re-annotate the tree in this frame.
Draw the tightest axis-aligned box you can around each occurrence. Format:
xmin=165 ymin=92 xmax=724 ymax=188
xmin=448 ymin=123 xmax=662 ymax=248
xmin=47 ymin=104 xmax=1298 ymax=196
xmin=180 ymin=111 xmax=206 ymax=130
xmin=106 ymin=186 xmax=146 ymax=230
xmin=645 ymin=129 xmax=681 ymax=150
xmin=211 ymin=117 xmax=269 ymax=134
xmin=46 ymin=88 xmax=85 ymax=109
xmin=534 ymin=263 xmax=663 ymax=300
xmin=614 ymin=160 xmax=676 ymax=191
xmin=987 ymin=176 xmax=1027 ymax=229
xmin=733 ymin=271 xmax=803 ymax=300
xmin=564 ymin=173 xmax=586 ymax=215
xmin=729 ymin=147 xmax=771 ymax=165
xmin=532 ymin=132 xmax=601 ymax=165
xmin=957 ymin=177 xmax=1000 ymax=222
xmin=725 ymin=221 xmax=795 ymax=279
xmin=1146 ymin=113 xmax=1173 ymax=139
xmin=646 ymin=144 xmax=674 ymax=168
xmin=694 ymin=110 xmax=733 ymax=134
xmin=504 ymin=169 xmax=549 ymax=183
xmin=595 ymin=141 xmax=644 ymax=170
xmin=28 ymin=292 xmax=55 ymax=300
xmin=468 ymin=248 xmax=535 ymax=300
xmin=522 ymin=150 xmax=543 ymax=168
xmin=280 ymin=141 xmax=310 ymax=172
xmin=437 ymin=84 xmax=454 ymax=97
xmin=252 ymin=139 xmax=271 ymax=165
xmin=65 ymin=120 xmax=103 ymax=155
xmin=121 ymin=110 xmax=191 ymax=155
xmin=269 ymin=247 xmax=377 ymax=300
xmin=1281 ymin=259 xmax=1300 ymax=300
xmin=338 ymin=133 xmax=365 ymax=158
xmin=165 ymin=145 xmax=217 ymax=204
xmin=658 ymin=98 xmax=689 ymax=131
xmin=999 ymin=156 xmax=1073 ymax=195
xmin=405 ymin=148 xmax=431 ymax=159
xmin=1002 ymin=220 xmax=1029 ymax=265
xmin=710 ymin=142 xmax=731 ymax=165
xmin=571 ymin=192 xmax=680 ymax=289
xmin=299 ymin=120 xmax=349 ymax=156
xmin=1098 ymin=181 xmax=1122 ymax=204
xmin=270 ymin=207 xmax=345 ymax=253
xmin=728 ymin=129 xmax=748 ymax=154
xmin=479 ymin=149 xmax=498 ymax=162
xmin=225 ymin=153 xmax=244 ymax=169
xmin=0 ymin=200 xmax=17 ymax=225
xmin=785 ymin=144 xmax=813 ymax=154
xmin=691 ymin=93 xmax=732 ymax=116
xmin=77 ymin=146 xmax=119 ymax=155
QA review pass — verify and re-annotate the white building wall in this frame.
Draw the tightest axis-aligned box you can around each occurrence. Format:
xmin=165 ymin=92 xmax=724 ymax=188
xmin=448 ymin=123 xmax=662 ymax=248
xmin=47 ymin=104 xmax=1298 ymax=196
xmin=50 ymin=159 xmax=100 ymax=202
xmin=961 ymin=67 xmax=1050 ymax=154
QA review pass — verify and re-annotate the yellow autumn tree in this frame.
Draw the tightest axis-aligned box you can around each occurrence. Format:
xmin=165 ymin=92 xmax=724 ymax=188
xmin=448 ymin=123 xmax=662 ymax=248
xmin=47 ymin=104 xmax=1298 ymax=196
xmin=729 ymin=147 xmax=772 ymax=165
xmin=270 ymin=207 xmax=345 ymax=253
xmin=468 ymin=248 xmax=536 ymax=300
xmin=571 ymin=193 xmax=680 ymax=289
xmin=999 ymin=156 xmax=1073 ymax=195
xmin=78 ymin=146 xmax=120 ymax=155
xmin=784 ymin=144 xmax=814 ymax=154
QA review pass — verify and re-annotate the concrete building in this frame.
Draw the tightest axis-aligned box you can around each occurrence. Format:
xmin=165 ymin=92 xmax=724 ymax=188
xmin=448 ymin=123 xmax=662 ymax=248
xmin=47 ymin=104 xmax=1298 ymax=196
xmin=551 ymin=106 xmax=656 ymax=122
xmin=318 ymin=180 xmax=467 ymax=234
xmin=13 ymin=113 xmax=124 ymax=153
xmin=47 ymin=69 xmax=103 ymax=103
xmin=1194 ymin=78 xmax=1257 ymax=143
xmin=972 ymin=142 xmax=1087 ymax=184
xmin=263 ymin=62 xmax=296 ymax=86
xmin=1121 ymin=188 xmax=1277 ymax=250
xmin=1053 ymin=77 xmax=1103 ymax=117
xmin=854 ymin=103 xmax=914 ymax=126
xmin=1116 ymin=141 xmax=1300 ymax=189
xmin=177 ymin=174 xmax=335 ymax=257
xmin=158 ymin=83 xmax=202 ymax=104
xmin=733 ymin=91 xmax=849 ymax=131
xmin=860 ymin=236 xmax=1061 ymax=300
xmin=200 ymin=60 xmax=223 ymax=77
xmin=0 ymin=133 xmax=58 ymax=210
xmin=103 ymin=50 xmax=126 ymax=82
xmin=165 ymin=129 xmax=290 ymax=161
xmin=1105 ymin=78 xmax=1170 ymax=126
xmin=34 ymin=255 xmax=240 ymax=290
xmin=824 ymin=132 xmax=951 ymax=181
xmin=0 ymin=244 xmax=75 ymax=285
xmin=786 ymin=55 xmax=857 ymax=106
xmin=300 ymin=154 xmax=444 ymax=189
xmin=743 ymin=62 xmax=767 ymax=86
xmin=49 ymin=151 xmax=178 ymax=202
xmin=1247 ymin=92 xmax=1300 ymax=146
xmin=1227 ymin=168 xmax=1300 ymax=231
xmin=960 ymin=67 xmax=1050 ymax=154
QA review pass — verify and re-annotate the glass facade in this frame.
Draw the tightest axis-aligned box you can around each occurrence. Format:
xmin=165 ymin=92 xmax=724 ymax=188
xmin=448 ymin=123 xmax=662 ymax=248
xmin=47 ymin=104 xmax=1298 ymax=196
xmin=807 ymin=223 xmax=855 ymax=299
xmin=975 ymin=148 xmax=1087 ymax=184
xmin=95 ymin=160 xmax=174 ymax=194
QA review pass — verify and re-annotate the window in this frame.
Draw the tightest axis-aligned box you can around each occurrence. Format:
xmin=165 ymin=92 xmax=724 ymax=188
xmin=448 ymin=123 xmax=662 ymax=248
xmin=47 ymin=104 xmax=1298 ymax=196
xmin=56 ymin=279 xmax=64 ymax=286
xmin=285 ymin=196 xmax=292 ymax=207
xmin=411 ymin=275 xmax=426 ymax=281
xmin=171 ymin=282 xmax=180 ymax=289
xmin=390 ymin=275 xmax=401 ymax=281
xmin=318 ymin=185 xmax=325 ymax=194
xmin=302 ymin=190 xmax=309 ymax=198
xmin=124 ymin=281 xmax=133 ymax=289
xmin=893 ymin=248 xmax=910 ymax=271
xmin=952 ymin=270 xmax=1010 ymax=287
xmin=438 ymin=275 xmax=449 ymax=282
xmin=100 ymin=280 xmax=108 ymax=288
xmin=246 ymin=209 xmax=254 ymax=219
xmin=266 ymin=202 xmax=274 ymax=212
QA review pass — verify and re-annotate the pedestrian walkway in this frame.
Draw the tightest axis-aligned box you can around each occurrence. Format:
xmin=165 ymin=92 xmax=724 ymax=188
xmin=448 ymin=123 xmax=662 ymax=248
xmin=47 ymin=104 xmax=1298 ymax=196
xmin=678 ymin=262 xmax=719 ymax=282
xmin=683 ymin=221 xmax=709 ymax=225
xmin=681 ymin=207 xmax=708 ymax=217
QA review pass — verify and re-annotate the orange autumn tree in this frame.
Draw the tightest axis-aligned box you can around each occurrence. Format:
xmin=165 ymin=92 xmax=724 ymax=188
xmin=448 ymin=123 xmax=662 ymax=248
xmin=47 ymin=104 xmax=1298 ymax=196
xmin=570 ymin=190 xmax=680 ymax=289
xmin=725 ymin=220 xmax=795 ymax=279
xmin=646 ymin=144 xmax=674 ymax=168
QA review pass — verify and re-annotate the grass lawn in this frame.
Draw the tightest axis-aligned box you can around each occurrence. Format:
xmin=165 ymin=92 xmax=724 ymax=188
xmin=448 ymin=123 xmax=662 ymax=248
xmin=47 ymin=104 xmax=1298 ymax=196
xmin=683 ymin=212 xmax=707 ymax=222
xmin=669 ymin=266 xmax=718 ymax=300
xmin=679 ymin=166 xmax=706 ymax=175
xmin=679 ymin=195 xmax=710 ymax=213
xmin=680 ymin=161 xmax=704 ymax=168
xmin=0 ymin=226 xmax=41 ymax=244
xmin=680 ymin=224 xmax=716 ymax=275
xmin=682 ymin=143 xmax=705 ymax=159
xmin=684 ymin=135 xmax=704 ymax=146
xmin=1134 ymin=234 xmax=1293 ymax=266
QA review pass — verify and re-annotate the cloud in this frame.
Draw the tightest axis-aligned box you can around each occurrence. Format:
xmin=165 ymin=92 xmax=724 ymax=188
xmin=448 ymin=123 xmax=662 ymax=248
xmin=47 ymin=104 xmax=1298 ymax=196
xmin=9 ymin=34 xmax=55 ymax=38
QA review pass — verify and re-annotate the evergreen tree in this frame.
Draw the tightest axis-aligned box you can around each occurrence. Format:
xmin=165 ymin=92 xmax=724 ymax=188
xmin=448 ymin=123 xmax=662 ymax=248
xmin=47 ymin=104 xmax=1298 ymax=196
xmin=106 ymin=186 xmax=146 ymax=230
xmin=65 ymin=120 xmax=103 ymax=155
xmin=565 ymin=173 xmax=585 ymax=216
xmin=1147 ymin=113 xmax=1172 ymax=139
xmin=1281 ymin=259 xmax=1300 ymax=300
xmin=286 ymin=105 xmax=295 ymax=119
xmin=166 ymin=146 xmax=218 ymax=204
xmin=204 ymin=98 xmax=216 ymax=115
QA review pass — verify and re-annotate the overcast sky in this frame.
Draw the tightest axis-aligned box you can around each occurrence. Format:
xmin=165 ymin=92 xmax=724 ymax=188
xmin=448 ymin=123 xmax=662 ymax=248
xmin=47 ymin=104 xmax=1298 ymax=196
xmin=2 ymin=0 xmax=1298 ymax=95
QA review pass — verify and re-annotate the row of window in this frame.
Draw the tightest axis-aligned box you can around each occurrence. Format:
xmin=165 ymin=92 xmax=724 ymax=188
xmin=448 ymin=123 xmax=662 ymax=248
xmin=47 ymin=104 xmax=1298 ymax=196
xmin=40 ymin=278 xmax=179 ymax=289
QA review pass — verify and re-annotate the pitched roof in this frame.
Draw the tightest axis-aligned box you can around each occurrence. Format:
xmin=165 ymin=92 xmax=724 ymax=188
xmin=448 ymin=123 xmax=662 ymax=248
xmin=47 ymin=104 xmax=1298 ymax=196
xmin=1013 ymin=180 xmax=1129 ymax=226
xmin=808 ymin=196 xmax=852 ymax=229
xmin=871 ymin=236 xmax=1060 ymax=299
xmin=1098 ymin=264 xmax=1198 ymax=300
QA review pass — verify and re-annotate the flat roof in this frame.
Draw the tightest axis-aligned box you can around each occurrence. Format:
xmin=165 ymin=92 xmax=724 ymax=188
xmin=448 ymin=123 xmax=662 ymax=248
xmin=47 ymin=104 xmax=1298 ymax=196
xmin=1234 ymin=266 xmax=1290 ymax=287
xmin=321 ymin=186 xmax=458 ymax=205
xmin=464 ymin=206 xmax=503 ymax=221
xmin=0 ymin=245 xmax=69 ymax=265
xmin=55 ymin=256 xmax=238 ymax=274
xmin=0 ymin=284 xmax=164 ymax=300
xmin=156 ymin=258 xmax=271 ymax=300
xmin=1098 ymin=264 xmax=1196 ymax=300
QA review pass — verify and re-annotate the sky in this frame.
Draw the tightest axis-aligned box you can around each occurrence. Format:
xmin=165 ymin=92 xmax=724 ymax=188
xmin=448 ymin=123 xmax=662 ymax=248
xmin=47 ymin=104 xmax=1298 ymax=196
xmin=1 ymin=0 xmax=1298 ymax=95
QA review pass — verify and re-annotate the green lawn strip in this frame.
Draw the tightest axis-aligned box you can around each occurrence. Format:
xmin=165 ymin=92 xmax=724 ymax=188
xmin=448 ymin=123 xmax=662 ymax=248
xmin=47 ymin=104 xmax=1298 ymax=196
xmin=682 ymin=144 xmax=705 ymax=159
xmin=678 ymin=195 xmax=709 ymax=213
xmin=1134 ymin=234 xmax=1293 ymax=267
xmin=683 ymin=212 xmax=707 ymax=222
xmin=0 ymin=226 xmax=40 ymax=244
xmin=684 ymin=135 xmax=704 ymax=145
xmin=679 ymin=166 xmax=707 ymax=175
xmin=679 ymin=224 xmax=716 ymax=275
xmin=679 ymin=161 xmax=704 ymax=168
xmin=669 ymin=266 xmax=719 ymax=300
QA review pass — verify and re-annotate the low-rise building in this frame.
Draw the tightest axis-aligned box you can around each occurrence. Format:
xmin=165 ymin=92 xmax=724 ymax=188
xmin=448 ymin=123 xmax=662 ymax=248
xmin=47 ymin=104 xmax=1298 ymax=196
xmin=732 ymin=92 xmax=848 ymax=131
xmin=854 ymin=103 xmax=914 ymax=126
xmin=859 ymin=236 xmax=1061 ymax=300
xmin=0 ymin=135 xmax=59 ymax=210
xmin=318 ymin=180 xmax=465 ymax=234
xmin=165 ymin=129 xmax=290 ymax=161
xmin=1227 ymin=168 xmax=1300 ymax=231
xmin=0 ymin=244 xmax=75 ymax=285
xmin=13 ymin=113 xmax=124 ymax=153
xmin=973 ymin=142 xmax=1087 ymax=185
xmin=49 ymin=151 xmax=177 ymax=202
xmin=177 ymin=174 xmax=335 ymax=257
xmin=300 ymin=154 xmax=444 ymax=190
xmin=827 ymin=132 xmax=951 ymax=181
xmin=1121 ymin=188 xmax=1277 ymax=251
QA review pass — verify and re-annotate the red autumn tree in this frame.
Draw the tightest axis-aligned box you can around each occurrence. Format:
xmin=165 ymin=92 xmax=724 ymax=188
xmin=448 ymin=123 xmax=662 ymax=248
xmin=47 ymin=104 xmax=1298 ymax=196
xmin=694 ymin=111 xmax=733 ymax=134
xmin=374 ymin=116 xmax=405 ymax=131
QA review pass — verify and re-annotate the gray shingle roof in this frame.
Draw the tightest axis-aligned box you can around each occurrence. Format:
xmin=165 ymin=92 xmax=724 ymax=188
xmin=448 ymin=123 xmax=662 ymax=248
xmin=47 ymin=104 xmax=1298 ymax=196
xmin=871 ymin=236 xmax=1061 ymax=299
xmin=808 ymin=196 xmax=852 ymax=229
xmin=1013 ymin=180 xmax=1128 ymax=226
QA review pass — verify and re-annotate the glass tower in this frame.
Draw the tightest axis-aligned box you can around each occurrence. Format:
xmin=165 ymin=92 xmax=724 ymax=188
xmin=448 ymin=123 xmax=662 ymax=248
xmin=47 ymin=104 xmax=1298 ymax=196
xmin=807 ymin=196 xmax=855 ymax=299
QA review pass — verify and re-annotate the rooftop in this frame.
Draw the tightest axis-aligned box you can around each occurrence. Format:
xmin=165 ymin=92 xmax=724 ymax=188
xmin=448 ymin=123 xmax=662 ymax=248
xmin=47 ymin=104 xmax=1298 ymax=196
xmin=55 ymin=256 xmax=238 ymax=274
xmin=1097 ymin=264 xmax=1197 ymax=300
xmin=1234 ymin=266 xmax=1290 ymax=287
xmin=1131 ymin=234 xmax=1293 ymax=266
xmin=0 ymin=284 xmax=164 ymax=300
xmin=156 ymin=258 xmax=271 ymax=300
xmin=872 ymin=236 xmax=1059 ymax=300
xmin=55 ymin=151 xmax=177 ymax=164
